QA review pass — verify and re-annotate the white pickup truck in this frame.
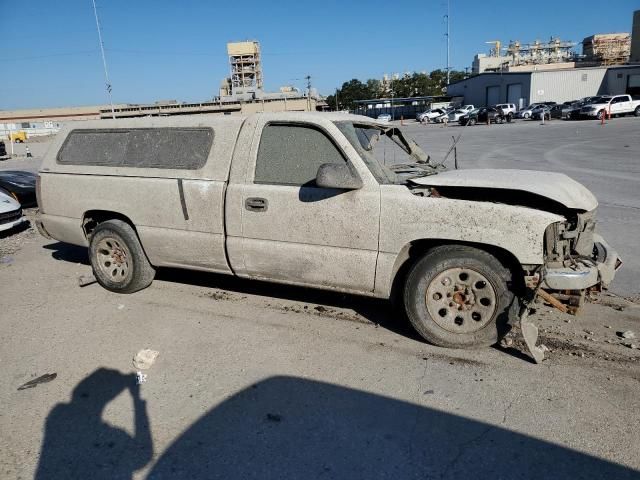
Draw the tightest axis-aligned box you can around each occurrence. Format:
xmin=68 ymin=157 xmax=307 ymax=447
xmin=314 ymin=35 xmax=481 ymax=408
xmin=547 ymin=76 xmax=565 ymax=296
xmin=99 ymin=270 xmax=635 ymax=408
xmin=35 ymin=112 xmax=621 ymax=360
xmin=580 ymin=94 xmax=640 ymax=119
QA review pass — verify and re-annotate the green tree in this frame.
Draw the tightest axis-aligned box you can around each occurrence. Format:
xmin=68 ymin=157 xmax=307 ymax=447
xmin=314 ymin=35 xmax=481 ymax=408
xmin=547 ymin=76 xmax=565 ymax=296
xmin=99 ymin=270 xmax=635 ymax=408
xmin=324 ymin=69 xmax=468 ymax=110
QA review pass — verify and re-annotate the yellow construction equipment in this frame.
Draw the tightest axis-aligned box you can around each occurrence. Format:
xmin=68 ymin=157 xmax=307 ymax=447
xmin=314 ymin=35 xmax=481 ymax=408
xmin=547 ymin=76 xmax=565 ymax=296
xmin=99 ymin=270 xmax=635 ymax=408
xmin=9 ymin=131 xmax=27 ymax=143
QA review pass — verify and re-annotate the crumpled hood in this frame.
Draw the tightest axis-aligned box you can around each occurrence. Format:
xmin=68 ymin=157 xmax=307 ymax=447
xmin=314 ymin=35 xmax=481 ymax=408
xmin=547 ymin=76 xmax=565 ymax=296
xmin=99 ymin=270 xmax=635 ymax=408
xmin=410 ymin=169 xmax=598 ymax=211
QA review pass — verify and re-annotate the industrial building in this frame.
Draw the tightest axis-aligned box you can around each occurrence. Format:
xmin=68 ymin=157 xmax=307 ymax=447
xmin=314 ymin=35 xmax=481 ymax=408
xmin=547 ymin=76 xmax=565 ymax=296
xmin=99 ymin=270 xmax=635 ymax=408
xmin=446 ymin=65 xmax=640 ymax=108
xmin=0 ymin=40 xmax=319 ymax=134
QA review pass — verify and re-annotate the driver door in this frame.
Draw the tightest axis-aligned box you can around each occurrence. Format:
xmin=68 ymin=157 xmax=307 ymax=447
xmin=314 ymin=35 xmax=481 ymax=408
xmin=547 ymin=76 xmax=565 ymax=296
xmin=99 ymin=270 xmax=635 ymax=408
xmin=229 ymin=120 xmax=381 ymax=294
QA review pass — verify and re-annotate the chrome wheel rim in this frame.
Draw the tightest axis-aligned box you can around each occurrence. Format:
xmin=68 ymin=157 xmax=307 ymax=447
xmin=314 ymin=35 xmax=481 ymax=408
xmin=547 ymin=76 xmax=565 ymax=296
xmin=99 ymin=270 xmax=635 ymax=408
xmin=96 ymin=237 xmax=130 ymax=281
xmin=426 ymin=267 xmax=497 ymax=334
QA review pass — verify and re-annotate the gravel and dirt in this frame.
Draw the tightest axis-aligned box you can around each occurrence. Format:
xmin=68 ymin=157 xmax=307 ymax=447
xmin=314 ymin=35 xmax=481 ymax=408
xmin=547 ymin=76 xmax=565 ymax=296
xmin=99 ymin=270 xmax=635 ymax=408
xmin=1 ymin=119 xmax=639 ymax=479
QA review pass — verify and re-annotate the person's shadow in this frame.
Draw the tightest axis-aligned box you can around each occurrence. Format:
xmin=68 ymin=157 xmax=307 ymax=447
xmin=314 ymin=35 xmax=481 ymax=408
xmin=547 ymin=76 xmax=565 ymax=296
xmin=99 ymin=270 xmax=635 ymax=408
xmin=35 ymin=368 xmax=152 ymax=480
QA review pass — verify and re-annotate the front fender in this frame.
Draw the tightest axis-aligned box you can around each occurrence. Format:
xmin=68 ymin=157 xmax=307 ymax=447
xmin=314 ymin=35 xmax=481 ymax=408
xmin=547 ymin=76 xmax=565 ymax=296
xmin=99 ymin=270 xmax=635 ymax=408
xmin=374 ymin=185 xmax=563 ymax=298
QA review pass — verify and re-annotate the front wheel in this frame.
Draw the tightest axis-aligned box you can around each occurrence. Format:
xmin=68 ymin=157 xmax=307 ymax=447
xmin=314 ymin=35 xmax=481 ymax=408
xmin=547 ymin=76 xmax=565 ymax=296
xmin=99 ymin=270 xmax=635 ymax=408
xmin=523 ymin=113 xmax=530 ymax=119
xmin=89 ymin=219 xmax=156 ymax=293
xmin=635 ymin=106 xmax=640 ymax=117
xmin=597 ymin=110 xmax=605 ymax=120
xmin=403 ymin=245 xmax=518 ymax=348
xmin=468 ymin=118 xmax=477 ymax=126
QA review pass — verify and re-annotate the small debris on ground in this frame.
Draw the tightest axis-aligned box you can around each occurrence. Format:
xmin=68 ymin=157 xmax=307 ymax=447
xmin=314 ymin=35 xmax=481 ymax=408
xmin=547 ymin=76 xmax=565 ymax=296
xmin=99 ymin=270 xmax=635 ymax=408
xmin=133 ymin=349 xmax=159 ymax=370
xmin=78 ymin=273 xmax=97 ymax=287
xmin=136 ymin=371 xmax=148 ymax=384
xmin=314 ymin=306 xmax=327 ymax=313
xmin=619 ymin=330 xmax=636 ymax=339
xmin=117 ymin=304 xmax=125 ymax=310
xmin=17 ymin=373 xmax=57 ymax=391
xmin=622 ymin=342 xmax=638 ymax=349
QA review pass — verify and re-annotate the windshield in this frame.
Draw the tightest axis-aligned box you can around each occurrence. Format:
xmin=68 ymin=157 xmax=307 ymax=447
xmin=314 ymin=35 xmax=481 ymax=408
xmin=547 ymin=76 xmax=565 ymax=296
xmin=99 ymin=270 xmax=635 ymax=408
xmin=334 ymin=121 xmax=443 ymax=184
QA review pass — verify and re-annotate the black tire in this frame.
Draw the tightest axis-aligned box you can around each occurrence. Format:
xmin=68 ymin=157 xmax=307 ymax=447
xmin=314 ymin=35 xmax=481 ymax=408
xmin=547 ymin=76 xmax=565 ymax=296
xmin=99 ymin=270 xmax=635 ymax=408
xmin=403 ymin=245 xmax=518 ymax=349
xmin=468 ymin=118 xmax=477 ymax=126
xmin=89 ymin=219 xmax=155 ymax=293
xmin=597 ymin=110 xmax=605 ymax=120
xmin=635 ymin=106 xmax=640 ymax=117
xmin=523 ymin=113 xmax=530 ymax=119
xmin=506 ymin=113 xmax=513 ymax=123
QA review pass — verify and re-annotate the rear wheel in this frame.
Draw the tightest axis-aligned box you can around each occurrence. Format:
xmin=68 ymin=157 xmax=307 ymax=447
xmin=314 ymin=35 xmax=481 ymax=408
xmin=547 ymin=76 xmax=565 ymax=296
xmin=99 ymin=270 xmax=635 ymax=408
xmin=404 ymin=245 xmax=518 ymax=348
xmin=635 ymin=106 xmax=640 ymax=117
xmin=468 ymin=118 xmax=477 ymax=126
xmin=89 ymin=219 xmax=155 ymax=293
xmin=523 ymin=113 xmax=530 ymax=119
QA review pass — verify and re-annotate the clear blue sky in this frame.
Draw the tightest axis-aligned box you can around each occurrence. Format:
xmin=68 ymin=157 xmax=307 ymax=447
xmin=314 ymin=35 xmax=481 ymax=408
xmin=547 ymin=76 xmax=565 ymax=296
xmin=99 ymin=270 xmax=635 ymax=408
xmin=0 ymin=0 xmax=637 ymax=109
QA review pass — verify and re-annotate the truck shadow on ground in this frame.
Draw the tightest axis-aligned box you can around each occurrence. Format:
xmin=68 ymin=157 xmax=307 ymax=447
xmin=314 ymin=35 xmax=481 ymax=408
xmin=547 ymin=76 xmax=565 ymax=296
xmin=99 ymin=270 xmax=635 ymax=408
xmin=43 ymin=241 xmax=421 ymax=342
xmin=36 ymin=372 xmax=639 ymax=479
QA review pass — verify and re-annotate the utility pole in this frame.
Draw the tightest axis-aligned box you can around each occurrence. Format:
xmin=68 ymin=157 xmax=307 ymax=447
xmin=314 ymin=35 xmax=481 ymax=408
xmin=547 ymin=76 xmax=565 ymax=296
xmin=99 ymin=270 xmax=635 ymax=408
xmin=92 ymin=0 xmax=115 ymax=119
xmin=335 ymin=87 xmax=339 ymax=111
xmin=445 ymin=0 xmax=450 ymax=85
xmin=305 ymin=75 xmax=312 ymax=111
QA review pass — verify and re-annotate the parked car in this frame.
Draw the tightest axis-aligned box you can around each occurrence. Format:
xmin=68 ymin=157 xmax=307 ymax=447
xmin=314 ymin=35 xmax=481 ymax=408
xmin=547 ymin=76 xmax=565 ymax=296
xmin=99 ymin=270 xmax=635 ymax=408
xmin=0 ymin=170 xmax=37 ymax=207
xmin=516 ymin=104 xmax=540 ymax=119
xmin=0 ymin=189 xmax=27 ymax=233
xmin=0 ymin=140 xmax=6 ymax=157
xmin=418 ymin=108 xmax=447 ymax=123
xmin=532 ymin=105 xmax=564 ymax=121
xmin=432 ymin=108 xmax=456 ymax=123
xmin=580 ymin=94 xmax=640 ymax=119
xmin=446 ymin=109 xmax=469 ymax=123
xmin=516 ymin=102 xmax=557 ymax=119
xmin=459 ymin=107 xmax=510 ymax=125
xmin=36 ymin=112 xmax=620 ymax=357
xmin=377 ymin=114 xmax=392 ymax=123
xmin=494 ymin=103 xmax=517 ymax=116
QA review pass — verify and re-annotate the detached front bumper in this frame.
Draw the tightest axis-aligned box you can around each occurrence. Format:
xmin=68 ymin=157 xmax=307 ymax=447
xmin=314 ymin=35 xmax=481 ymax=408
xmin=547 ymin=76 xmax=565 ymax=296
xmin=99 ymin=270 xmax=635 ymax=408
xmin=541 ymin=234 xmax=621 ymax=290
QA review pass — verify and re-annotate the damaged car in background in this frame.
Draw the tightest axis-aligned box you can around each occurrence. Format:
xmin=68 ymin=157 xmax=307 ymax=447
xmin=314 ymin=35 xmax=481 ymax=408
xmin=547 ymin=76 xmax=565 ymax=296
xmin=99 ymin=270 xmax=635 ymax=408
xmin=35 ymin=112 xmax=621 ymax=363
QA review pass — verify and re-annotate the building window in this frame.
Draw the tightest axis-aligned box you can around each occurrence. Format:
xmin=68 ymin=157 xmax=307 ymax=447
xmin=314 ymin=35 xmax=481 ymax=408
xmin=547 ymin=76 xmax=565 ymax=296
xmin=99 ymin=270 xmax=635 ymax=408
xmin=617 ymin=73 xmax=623 ymax=79
xmin=582 ymin=74 xmax=588 ymax=82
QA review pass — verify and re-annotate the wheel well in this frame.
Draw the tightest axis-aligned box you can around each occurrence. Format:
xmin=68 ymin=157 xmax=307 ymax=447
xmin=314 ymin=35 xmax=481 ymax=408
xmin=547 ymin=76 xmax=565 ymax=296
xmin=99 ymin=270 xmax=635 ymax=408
xmin=82 ymin=210 xmax=136 ymax=239
xmin=389 ymin=239 xmax=525 ymax=304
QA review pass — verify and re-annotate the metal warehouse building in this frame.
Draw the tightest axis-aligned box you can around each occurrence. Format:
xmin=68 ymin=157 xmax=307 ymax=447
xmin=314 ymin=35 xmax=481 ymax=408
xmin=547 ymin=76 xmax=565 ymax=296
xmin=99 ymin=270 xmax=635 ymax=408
xmin=446 ymin=65 xmax=640 ymax=108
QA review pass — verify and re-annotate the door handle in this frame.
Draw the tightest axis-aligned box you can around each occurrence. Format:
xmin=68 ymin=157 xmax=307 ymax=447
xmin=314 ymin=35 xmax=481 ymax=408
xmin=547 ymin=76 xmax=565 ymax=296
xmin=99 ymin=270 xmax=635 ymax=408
xmin=245 ymin=197 xmax=268 ymax=212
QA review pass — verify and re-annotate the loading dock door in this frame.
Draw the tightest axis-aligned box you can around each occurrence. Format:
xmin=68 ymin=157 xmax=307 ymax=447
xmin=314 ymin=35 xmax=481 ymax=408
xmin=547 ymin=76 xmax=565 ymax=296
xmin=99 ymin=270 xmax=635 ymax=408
xmin=486 ymin=86 xmax=500 ymax=106
xmin=628 ymin=75 xmax=640 ymax=96
xmin=507 ymin=83 xmax=523 ymax=107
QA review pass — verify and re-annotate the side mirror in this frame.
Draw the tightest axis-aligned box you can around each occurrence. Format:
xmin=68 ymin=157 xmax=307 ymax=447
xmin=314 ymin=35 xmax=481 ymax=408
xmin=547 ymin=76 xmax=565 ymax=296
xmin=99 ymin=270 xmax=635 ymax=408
xmin=315 ymin=163 xmax=363 ymax=190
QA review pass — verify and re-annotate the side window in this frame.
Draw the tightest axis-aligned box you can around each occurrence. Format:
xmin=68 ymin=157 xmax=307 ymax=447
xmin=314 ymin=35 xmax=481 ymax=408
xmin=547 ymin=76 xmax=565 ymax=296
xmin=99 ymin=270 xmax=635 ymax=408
xmin=57 ymin=128 xmax=213 ymax=169
xmin=255 ymin=124 xmax=345 ymax=186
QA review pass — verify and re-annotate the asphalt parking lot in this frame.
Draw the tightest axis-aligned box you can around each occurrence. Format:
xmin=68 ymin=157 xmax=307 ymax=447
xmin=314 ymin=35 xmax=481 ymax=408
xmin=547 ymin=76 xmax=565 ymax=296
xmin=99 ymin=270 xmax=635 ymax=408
xmin=1 ymin=117 xmax=639 ymax=479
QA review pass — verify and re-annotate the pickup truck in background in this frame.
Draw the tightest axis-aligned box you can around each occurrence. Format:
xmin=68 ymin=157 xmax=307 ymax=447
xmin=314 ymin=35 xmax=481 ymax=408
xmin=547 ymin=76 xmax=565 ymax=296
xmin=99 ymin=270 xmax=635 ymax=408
xmin=35 ymin=112 xmax=621 ymax=359
xmin=580 ymin=94 xmax=640 ymax=119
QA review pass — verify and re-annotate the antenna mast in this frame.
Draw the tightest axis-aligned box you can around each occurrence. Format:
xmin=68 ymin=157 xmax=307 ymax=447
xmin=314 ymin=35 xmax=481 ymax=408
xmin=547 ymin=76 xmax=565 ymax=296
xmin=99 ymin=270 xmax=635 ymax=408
xmin=91 ymin=0 xmax=115 ymax=119
xmin=445 ymin=0 xmax=451 ymax=85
